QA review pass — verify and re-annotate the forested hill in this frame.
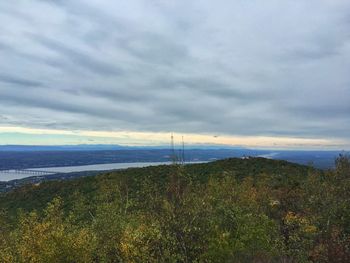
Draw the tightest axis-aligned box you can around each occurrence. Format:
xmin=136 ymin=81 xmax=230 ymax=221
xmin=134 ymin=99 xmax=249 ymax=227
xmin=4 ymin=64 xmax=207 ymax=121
xmin=0 ymin=157 xmax=311 ymax=213
xmin=1 ymin=157 xmax=349 ymax=262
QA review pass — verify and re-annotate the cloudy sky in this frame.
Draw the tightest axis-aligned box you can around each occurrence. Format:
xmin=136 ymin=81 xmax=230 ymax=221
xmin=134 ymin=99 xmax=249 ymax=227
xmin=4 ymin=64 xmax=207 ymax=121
xmin=0 ymin=0 xmax=349 ymax=149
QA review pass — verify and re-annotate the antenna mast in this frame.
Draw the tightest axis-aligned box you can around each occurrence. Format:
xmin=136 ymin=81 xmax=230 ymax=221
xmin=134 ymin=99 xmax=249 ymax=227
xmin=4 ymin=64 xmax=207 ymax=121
xmin=171 ymin=133 xmax=176 ymax=164
xmin=182 ymin=136 xmax=185 ymax=164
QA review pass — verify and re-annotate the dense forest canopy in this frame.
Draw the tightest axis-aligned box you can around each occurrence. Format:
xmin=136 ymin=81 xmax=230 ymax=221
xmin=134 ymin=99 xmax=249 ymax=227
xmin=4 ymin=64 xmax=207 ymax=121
xmin=0 ymin=157 xmax=349 ymax=262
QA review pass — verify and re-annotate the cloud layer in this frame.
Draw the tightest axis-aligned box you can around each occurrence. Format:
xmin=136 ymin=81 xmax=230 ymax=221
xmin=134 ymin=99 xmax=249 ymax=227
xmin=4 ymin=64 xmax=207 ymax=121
xmin=0 ymin=0 xmax=350 ymax=146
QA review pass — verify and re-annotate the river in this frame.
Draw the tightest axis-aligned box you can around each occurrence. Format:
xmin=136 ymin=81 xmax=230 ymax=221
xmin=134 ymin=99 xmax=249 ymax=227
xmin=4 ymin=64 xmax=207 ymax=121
xmin=0 ymin=161 xmax=204 ymax=181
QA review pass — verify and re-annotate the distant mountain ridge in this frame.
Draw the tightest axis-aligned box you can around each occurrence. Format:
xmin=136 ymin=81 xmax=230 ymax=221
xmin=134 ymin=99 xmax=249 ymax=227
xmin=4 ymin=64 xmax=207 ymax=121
xmin=0 ymin=144 xmax=247 ymax=151
xmin=0 ymin=144 xmax=130 ymax=151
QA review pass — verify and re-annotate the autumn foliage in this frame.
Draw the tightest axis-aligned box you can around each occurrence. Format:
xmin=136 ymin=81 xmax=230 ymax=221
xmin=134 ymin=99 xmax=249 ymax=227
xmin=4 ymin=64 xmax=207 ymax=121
xmin=0 ymin=157 xmax=349 ymax=262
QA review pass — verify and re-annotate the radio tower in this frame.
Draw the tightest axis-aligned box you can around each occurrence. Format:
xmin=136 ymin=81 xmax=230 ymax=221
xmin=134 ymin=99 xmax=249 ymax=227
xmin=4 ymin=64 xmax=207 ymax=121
xmin=181 ymin=136 xmax=185 ymax=164
xmin=171 ymin=133 xmax=176 ymax=164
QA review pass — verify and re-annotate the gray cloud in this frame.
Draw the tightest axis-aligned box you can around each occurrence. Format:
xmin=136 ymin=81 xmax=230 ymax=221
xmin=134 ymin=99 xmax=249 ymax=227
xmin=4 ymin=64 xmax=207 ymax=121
xmin=0 ymin=74 xmax=43 ymax=87
xmin=0 ymin=0 xmax=350 ymax=144
xmin=31 ymin=35 xmax=124 ymax=76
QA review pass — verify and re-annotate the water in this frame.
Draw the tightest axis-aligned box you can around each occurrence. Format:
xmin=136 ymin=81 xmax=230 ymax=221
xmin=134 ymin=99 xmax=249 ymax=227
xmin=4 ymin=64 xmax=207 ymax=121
xmin=257 ymin=152 xmax=278 ymax=159
xmin=0 ymin=161 xmax=203 ymax=181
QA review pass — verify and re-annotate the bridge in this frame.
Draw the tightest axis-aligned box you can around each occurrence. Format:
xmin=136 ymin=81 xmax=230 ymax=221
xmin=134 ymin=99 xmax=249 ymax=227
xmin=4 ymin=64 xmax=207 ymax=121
xmin=0 ymin=169 xmax=60 ymax=176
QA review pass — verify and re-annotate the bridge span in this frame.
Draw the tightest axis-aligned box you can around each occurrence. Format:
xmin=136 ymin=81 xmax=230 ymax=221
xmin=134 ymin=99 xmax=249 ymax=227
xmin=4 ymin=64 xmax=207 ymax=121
xmin=0 ymin=169 xmax=60 ymax=176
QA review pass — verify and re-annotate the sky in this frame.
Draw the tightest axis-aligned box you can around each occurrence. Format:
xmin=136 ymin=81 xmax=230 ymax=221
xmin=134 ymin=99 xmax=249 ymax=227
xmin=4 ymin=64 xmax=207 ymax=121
xmin=0 ymin=0 xmax=349 ymax=149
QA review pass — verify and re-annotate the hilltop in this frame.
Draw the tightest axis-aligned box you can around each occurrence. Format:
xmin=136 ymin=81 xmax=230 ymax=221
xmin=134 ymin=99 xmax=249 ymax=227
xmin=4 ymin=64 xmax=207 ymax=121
xmin=0 ymin=157 xmax=349 ymax=262
xmin=0 ymin=157 xmax=311 ymax=214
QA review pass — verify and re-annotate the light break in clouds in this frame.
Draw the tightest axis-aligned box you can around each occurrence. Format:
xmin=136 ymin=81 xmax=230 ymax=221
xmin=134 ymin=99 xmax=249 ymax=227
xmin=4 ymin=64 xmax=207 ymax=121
xmin=0 ymin=0 xmax=350 ymax=149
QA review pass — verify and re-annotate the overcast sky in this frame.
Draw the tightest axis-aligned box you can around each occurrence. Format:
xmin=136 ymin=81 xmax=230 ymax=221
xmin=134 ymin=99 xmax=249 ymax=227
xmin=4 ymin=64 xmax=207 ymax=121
xmin=0 ymin=0 xmax=349 ymax=148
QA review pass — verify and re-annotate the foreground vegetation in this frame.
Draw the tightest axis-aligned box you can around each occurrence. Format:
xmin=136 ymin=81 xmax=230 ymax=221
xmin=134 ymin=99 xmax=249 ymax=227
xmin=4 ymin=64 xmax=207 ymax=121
xmin=0 ymin=157 xmax=349 ymax=262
